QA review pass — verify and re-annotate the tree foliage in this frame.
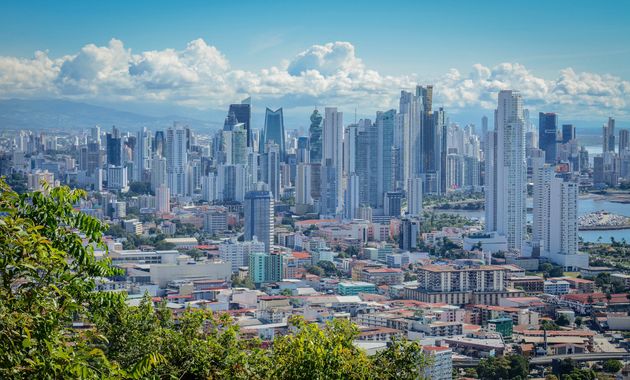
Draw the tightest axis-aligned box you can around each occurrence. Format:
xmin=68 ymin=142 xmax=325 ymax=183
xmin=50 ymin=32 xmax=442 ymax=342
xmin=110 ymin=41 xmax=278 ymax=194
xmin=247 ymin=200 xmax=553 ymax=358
xmin=477 ymin=354 xmax=529 ymax=380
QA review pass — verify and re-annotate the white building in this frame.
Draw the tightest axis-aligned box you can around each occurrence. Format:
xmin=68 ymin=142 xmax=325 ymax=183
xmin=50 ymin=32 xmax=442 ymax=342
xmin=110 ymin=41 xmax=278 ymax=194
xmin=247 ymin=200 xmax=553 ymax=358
xmin=156 ymin=184 xmax=170 ymax=213
xmin=544 ymin=280 xmax=570 ymax=295
xmin=219 ymin=237 xmax=266 ymax=272
xmin=295 ymin=163 xmax=312 ymax=206
xmin=107 ymin=166 xmax=128 ymax=192
xmin=166 ymin=123 xmax=188 ymax=196
xmin=321 ymin=107 xmax=343 ymax=216
xmin=532 ymin=164 xmax=587 ymax=270
xmin=485 ymin=90 xmax=527 ymax=252
xmin=150 ymin=157 xmax=167 ymax=192
xmin=422 ymin=346 xmax=453 ymax=380
xmin=407 ymin=177 xmax=423 ymax=216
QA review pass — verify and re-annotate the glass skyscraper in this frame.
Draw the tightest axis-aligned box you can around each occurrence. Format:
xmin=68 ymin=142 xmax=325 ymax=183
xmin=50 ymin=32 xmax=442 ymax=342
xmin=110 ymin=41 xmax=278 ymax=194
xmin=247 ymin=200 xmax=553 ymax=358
xmin=538 ymin=112 xmax=558 ymax=164
xmin=261 ymin=107 xmax=285 ymax=160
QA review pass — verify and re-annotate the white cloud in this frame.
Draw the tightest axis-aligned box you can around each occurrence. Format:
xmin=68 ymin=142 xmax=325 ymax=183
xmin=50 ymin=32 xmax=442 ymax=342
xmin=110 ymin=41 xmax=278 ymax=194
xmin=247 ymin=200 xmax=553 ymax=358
xmin=0 ymin=38 xmax=628 ymax=119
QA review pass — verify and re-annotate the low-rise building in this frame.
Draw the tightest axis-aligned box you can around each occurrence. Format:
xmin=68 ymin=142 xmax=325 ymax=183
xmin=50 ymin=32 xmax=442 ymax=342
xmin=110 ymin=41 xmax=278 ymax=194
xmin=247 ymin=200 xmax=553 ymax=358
xmin=544 ymin=280 xmax=570 ymax=295
xmin=337 ymin=281 xmax=377 ymax=296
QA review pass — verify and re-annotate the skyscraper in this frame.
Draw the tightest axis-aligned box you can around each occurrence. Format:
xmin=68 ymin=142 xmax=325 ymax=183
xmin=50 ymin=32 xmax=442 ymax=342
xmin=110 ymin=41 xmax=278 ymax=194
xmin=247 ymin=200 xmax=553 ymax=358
xmin=244 ymin=190 xmax=274 ymax=251
xmin=320 ymin=107 xmax=343 ymax=216
xmin=538 ymin=112 xmax=558 ymax=164
xmin=561 ymin=124 xmax=575 ymax=144
xmin=153 ymin=130 xmax=165 ymax=158
xmin=407 ymin=177 xmax=423 ymax=217
xmin=132 ymin=127 xmax=150 ymax=182
xmin=260 ymin=142 xmax=281 ymax=200
xmin=603 ymin=117 xmax=615 ymax=152
xmin=619 ymin=129 xmax=629 ymax=153
xmin=485 ymin=90 xmax=527 ymax=252
xmin=106 ymin=127 xmax=122 ymax=166
xmin=533 ymin=165 xmax=586 ymax=269
xmin=156 ymin=184 xmax=170 ymax=213
xmin=228 ymin=97 xmax=252 ymax=147
xmin=261 ymin=107 xmax=285 ymax=160
xmin=376 ymin=109 xmax=396 ymax=208
xmin=166 ymin=123 xmax=188 ymax=196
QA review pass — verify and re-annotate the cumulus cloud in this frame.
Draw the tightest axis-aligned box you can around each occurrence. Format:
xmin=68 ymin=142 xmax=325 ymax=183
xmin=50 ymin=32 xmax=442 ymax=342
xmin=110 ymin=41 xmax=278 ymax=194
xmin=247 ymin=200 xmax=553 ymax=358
xmin=0 ymin=38 xmax=628 ymax=119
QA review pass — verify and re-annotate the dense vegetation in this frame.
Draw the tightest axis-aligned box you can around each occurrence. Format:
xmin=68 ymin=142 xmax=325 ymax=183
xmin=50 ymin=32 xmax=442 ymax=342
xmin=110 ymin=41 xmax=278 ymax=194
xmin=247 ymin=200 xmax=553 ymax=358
xmin=0 ymin=180 xmax=431 ymax=379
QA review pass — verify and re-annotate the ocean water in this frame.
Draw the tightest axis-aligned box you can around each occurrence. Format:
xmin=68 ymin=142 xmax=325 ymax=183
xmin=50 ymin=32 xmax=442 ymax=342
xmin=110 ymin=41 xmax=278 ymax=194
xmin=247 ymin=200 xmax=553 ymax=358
xmin=435 ymin=197 xmax=630 ymax=243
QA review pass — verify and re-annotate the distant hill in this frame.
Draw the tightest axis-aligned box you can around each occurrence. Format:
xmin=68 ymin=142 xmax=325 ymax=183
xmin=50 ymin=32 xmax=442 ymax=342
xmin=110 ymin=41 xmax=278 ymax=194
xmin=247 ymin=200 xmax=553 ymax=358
xmin=0 ymin=99 xmax=221 ymax=132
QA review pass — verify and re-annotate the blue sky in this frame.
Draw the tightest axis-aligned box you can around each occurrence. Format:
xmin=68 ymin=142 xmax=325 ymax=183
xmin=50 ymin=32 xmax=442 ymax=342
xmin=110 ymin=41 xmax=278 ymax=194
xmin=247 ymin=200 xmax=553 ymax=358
xmin=0 ymin=0 xmax=629 ymax=127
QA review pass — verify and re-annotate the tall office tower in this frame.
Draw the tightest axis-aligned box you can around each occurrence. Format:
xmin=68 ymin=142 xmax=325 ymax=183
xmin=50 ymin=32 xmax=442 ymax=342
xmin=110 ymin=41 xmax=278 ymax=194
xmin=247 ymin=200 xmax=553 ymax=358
xmin=435 ymin=107 xmax=448 ymax=194
xmin=420 ymin=88 xmax=442 ymax=194
xmin=150 ymin=156 xmax=167 ymax=192
xmin=533 ymin=165 xmax=585 ymax=269
xmin=216 ymin=164 xmax=248 ymax=202
xmin=231 ymin=123 xmax=248 ymax=165
xmin=309 ymin=109 xmax=323 ymax=163
xmin=603 ymin=117 xmax=615 ymax=152
xmin=308 ymin=109 xmax=323 ymax=204
xmin=320 ymin=107 xmax=344 ymax=216
xmin=84 ymin=142 xmax=102 ymax=175
xmin=399 ymin=90 xmax=422 ymax=189
xmin=295 ymin=163 xmax=312 ymax=206
xmin=462 ymin=156 xmax=480 ymax=189
xmin=399 ymin=217 xmax=421 ymax=251
xmin=344 ymin=173 xmax=360 ymax=220
xmin=538 ymin=112 xmax=558 ymax=164
xmin=156 ymin=184 xmax=170 ymax=213
xmin=260 ymin=142 xmax=281 ymax=200
xmin=223 ymin=110 xmax=239 ymax=131
xmin=350 ymin=120 xmax=378 ymax=209
xmin=90 ymin=125 xmax=101 ymax=145
xmin=201 ymin=174 xmax=217 ymax=203
xmin=188 ymin=158 xmax=202 ymax=195
xmin=296 ymin=136 xmax=309 ymax=164
xmin=228 ymin=97 xmax=252 ymax=147
xmin=261 ymin=108 xmax=285 ymax=160
xmin=562 ymin=124 xmax=575 ymax=144
xmin=244 ymin=190 xmax=275 ymax=251
xmin=619 ymin=129 xmax=629 ymax=153
xmin=485 ymin=90 xmax=527 ymax=252
xmin=445 ymin=154 xmax=463 ymax=190
xmin=407 ymin=177 xmax=423 ymax=217
xmin=166 ymin=123 xmax=188 ymax=196
xmin=481 ymin=116 xmax=488 ymax=143
xmin=106 ymin=127 xmax=122 ymax=166
xmin=153 ymin=130 xmax=165 ymax=158
xmin=132 ymin=127 xmax=150 ymax=182
xmin=376 ymin=110 xmax=396 ymax=208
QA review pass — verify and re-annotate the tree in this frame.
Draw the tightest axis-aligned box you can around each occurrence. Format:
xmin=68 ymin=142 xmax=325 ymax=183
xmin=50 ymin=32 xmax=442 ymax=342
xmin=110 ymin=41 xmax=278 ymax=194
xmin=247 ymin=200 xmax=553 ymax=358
xmin=555 ymin=314 xmax=571 ymax=327
xmin=371 ymin=337 xmax=432 ymax=380
xmin=575 ymin=317 xmax=583 ymax=327
xmin=271 ymin=316 xmax=372 ymax=379
xmin=0 ymin=180 xmax=157 ymax=378
xmin=549 ymin=266 xmax=564 ymax=278
xmin=477 ymin=354 xmax=528 ymax=380
xmin=602 ymin=359 xmax=623 ymax=373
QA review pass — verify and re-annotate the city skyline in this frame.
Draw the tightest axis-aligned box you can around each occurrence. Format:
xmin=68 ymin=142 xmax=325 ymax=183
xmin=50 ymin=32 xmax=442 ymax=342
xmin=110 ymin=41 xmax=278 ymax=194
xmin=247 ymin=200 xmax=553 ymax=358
xmin=1 ymin=1 xmax=629 ymax=126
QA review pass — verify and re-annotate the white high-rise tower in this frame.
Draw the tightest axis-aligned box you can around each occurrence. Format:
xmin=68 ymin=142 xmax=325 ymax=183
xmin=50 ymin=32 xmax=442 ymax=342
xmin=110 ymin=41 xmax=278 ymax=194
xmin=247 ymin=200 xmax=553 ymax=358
xmin=321 ymin=107 xmax=343 ymax=216
xmin=485 ymin=90 xmax=527 ymax=252
xmin=533 ymin=165 xmax=586 ymax=269
xmin=166 ymin=123 xmax=188 ymax=196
